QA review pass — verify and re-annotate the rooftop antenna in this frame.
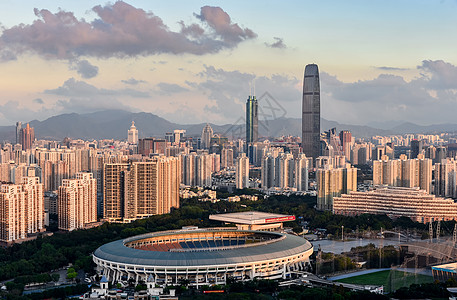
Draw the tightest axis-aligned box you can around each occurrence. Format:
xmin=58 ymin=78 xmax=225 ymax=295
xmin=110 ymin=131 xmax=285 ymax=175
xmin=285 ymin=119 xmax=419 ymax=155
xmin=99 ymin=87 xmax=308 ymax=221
xmin=249 ymin=82 xmax=252 ymax=97
xmin=253 ymin=78 xmax=256 ymax=96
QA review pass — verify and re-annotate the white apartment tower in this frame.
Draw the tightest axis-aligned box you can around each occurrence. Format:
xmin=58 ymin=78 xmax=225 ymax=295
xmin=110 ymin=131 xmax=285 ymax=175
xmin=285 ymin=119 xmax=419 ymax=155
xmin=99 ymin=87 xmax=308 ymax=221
xmin=0 ymin=177 xmax=44 ymax=244
xmin=58 ymin=172 xmax=97 ymax=231
xmin=235 ymin=153 xmax=250 ymax=189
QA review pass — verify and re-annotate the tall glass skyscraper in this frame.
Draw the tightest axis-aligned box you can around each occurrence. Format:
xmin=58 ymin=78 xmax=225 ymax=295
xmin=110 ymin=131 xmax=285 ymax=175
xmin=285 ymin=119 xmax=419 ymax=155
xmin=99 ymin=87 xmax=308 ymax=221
xmin=246 ymin=95 xmax=258 ymax=144
xmin=302 ymin=64 xmax=320 ymax=161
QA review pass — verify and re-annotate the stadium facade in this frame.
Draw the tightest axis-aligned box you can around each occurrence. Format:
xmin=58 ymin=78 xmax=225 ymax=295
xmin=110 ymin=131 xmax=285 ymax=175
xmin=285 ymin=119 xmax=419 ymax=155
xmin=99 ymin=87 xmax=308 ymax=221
xmin=93 ymin=228 xmax=313 ymax=286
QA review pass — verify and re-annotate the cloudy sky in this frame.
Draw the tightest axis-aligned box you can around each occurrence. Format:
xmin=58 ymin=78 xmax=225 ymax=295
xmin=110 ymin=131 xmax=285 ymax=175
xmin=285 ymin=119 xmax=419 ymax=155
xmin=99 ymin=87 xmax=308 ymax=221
xmin=0 ymin=0 xmax=456 ymax=127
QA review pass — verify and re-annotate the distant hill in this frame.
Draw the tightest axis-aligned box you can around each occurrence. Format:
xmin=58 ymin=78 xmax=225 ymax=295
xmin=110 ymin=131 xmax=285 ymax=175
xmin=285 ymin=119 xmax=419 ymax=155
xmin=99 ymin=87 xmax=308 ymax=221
xmin=1 ymin=110 xmax=456 ymax=142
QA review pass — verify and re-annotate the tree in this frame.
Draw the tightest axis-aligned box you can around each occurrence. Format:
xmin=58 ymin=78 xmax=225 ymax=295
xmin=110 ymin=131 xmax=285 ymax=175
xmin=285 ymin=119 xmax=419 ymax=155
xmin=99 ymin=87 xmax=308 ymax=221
xmin=67 ymin=267 xmax=77 ymax=280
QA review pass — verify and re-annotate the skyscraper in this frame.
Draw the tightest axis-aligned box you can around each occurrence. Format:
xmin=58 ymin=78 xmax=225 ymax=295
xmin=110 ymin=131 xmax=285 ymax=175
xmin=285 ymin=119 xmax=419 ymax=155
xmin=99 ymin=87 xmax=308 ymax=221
xmin=201 ymin=123 xmax=213 ymax=149
xmin=246 ymin=95 xmax=258 ymax=144
xmin=20 ymin=123 xmax=35 ymax=150
xmin=127 ymin=121 xmax=138 ymax=144
xmin=15 ymin=122 xmax=22 ymax=145
xmin=411 ymin=139 xmax=423 ymax=159
xmin=302 ymin=64 xmax=320 ymax=161
xmin=339 ymin=130 xmax=352 ymax=159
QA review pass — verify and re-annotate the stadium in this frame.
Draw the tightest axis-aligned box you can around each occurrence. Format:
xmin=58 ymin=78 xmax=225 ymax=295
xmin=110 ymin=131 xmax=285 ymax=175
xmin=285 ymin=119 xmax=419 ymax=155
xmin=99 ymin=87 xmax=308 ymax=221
xmin=93 ymin=227 xmax=313 ymax=287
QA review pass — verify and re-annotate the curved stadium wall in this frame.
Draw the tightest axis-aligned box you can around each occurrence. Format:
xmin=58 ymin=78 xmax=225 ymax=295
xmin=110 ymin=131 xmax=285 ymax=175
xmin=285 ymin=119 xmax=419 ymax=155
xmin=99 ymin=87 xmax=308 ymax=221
xmin=93 ymin=228 xmax=313 ymax=286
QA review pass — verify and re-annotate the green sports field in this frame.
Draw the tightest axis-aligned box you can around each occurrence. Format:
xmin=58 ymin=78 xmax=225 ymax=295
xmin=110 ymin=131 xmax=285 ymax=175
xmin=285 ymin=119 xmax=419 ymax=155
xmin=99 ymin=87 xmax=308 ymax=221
xmin=335 ymin=270 xmax=434 ymax=293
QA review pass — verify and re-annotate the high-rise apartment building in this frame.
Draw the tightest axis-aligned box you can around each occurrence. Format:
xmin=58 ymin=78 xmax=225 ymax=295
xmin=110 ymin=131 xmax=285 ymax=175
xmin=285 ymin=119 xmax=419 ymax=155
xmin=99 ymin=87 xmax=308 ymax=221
xmin=278 ymin=153 xmax=294 ymax=189
xmin=295 ymin=154 xmax=309 ymax=191
xmin=127 ymin=121 xmax=138 ymax=144
xmin=20 ymin=123 xmax=35 ymax=150
xmin=180 ymin=152 xmax=219 ymax=187
xmin=316 ymin=165 xmax=357 ymax=211
xmin=58 ymin=172 xmax=97 ymax=231
xmin=221 ymin=148 xmax=234 ymax=169
xmin=235 ymin=153 xmax=249 ymax=189
xmin=246 ymin=95 xmax=258 ymax=144
xmin=261 ymin=151 xmax=310 ymax=191
xmin=434 ymin=158 xmax=457 ymax=198
xmin=0 ymin=177 xmax=44 ymax=244
xmin=103 ymin=157 xmax=180 ymax=222
xmin=302 ymin=64 xmax=320 ymax=161
xmin=201 ymin=124 xmax=213 ymax=149
xmin=372 ymin=154 xmax=432 ymax=193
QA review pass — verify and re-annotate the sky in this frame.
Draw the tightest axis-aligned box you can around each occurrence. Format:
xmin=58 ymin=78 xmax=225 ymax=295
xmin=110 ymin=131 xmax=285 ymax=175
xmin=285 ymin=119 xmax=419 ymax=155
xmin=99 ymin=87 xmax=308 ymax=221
xmin=0 ymin=0 xmax=456 ymax=127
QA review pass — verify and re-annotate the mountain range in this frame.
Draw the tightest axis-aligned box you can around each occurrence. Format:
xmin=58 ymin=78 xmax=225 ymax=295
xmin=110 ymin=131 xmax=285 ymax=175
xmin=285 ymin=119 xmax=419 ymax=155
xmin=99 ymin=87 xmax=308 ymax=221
xmin=1 ymin=110 xmax=457 ymax=142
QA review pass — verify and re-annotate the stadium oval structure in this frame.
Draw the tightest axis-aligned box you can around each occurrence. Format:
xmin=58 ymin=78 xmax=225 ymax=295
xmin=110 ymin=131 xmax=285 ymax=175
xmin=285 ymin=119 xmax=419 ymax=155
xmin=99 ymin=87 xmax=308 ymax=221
xmin=93 ymin=228 xmax=313 ymax=286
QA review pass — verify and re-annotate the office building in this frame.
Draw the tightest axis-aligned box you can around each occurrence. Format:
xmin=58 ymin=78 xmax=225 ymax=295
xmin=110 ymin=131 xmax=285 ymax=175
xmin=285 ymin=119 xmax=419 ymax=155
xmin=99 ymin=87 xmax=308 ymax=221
xmin=246 ymin=95 xmax=258 ymax=144
xmin=15 ymin=122 xmax=22 ymax=145
xmin=302 ymin=64 xmax=320 ymax=161
xmin=127 ymin=121 xmax=138 ymax=144
xmin=333 ymin=186 xmax=457 ymax=223
xmin=411 ymin=139 xmax=423 ymax=159
xmin=58 ymin=172 xmax=97 ymax=231
xmin=316 ymin=165 xmax=357 ymax=211
xmin=235 ymin=153 xmax=249 ymax=189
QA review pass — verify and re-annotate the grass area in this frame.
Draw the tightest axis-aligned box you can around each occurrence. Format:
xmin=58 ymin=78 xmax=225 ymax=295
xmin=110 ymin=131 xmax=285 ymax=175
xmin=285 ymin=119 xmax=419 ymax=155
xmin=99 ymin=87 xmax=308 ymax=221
xmin=336 ymin=270 xmax=434 ymax=293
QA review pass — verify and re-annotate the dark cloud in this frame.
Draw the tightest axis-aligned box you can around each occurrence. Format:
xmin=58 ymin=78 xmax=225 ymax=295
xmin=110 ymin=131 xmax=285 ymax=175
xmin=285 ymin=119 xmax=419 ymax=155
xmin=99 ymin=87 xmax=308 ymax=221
xmin=320 ymin=60 xmax=457 ymax=125
xmin=418 ymin=59 xmax=457 ymax=90
xmin=265 ymin=37 xmax=286 ymax=49
xmin=374 ymin=66 xmax=409 ymax=71
xmin=122 ymin=78 xmax=147 ymax=85
xmin=0 ymin=2 xmax=256 ymax=61
xmin=69 ymin=59 xmax=99 ymax=78
xmin=45 ymin=78 xmax=150 ymax=98
xmin=155 ymin=83 xmax=189 ymax=95
xmin=33 ymin=98 xmax=44 ymax=104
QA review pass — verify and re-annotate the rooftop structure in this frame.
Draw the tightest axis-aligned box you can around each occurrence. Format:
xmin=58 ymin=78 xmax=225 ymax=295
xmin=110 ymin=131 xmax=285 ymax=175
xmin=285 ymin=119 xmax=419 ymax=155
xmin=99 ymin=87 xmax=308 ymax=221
xmin=209 ymin=211 xmax=295 ymax=231
xmin=432 ymin=262 xmax=457 ymax=282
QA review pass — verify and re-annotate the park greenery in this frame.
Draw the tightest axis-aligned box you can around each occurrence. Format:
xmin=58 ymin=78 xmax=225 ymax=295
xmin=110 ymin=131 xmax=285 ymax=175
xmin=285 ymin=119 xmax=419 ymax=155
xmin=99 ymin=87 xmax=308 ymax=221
xmin=0 ymin=189 xmax=455 ymax=298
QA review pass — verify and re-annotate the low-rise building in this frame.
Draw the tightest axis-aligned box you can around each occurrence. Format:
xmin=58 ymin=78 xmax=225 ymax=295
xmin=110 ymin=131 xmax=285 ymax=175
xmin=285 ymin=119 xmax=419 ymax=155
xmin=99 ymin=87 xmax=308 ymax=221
xmin=333 ymin=186 xmax=457 ymax=223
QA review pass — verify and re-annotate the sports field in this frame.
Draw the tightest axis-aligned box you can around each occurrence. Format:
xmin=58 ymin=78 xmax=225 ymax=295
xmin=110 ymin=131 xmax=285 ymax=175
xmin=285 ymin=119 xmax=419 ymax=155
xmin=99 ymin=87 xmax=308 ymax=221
xmin=335 ymin=270 xmax=434 ymax=293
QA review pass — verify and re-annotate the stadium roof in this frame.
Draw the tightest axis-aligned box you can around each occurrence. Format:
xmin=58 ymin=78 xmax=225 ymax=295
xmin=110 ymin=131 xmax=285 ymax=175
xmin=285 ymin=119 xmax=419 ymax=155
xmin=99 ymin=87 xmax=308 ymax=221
xmin=209 ymin=211 xmax=295 ymax=225
xmin=93 ymin=229 xmax=311 ymax=267
xmin=432 ymin=262 xmax=457 ymax=273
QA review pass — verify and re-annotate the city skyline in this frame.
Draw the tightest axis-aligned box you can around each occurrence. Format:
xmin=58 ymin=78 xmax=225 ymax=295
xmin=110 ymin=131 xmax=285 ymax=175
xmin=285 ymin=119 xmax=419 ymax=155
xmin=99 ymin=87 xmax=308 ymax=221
xmin=0 ymin=1 xmax=456 ymax=127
